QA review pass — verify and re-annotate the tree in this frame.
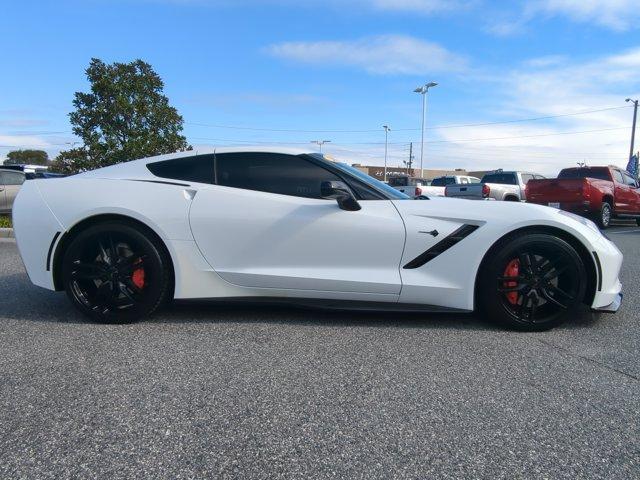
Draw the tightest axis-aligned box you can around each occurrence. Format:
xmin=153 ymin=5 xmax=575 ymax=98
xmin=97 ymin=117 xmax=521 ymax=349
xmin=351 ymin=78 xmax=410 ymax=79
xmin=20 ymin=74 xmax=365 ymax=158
xmin=5 ymin=149 xmax=49 ymax=166
xmin=52 ymin=58 xmax=189 ymax=174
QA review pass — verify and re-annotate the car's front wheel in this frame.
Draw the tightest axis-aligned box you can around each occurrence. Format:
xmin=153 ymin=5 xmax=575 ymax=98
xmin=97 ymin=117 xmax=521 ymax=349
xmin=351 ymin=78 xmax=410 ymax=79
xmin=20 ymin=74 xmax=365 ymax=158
xmin=61 ymin=221 xmax=172 ymax=323
xmin=477 ymin=233 xmax=586 ymax=331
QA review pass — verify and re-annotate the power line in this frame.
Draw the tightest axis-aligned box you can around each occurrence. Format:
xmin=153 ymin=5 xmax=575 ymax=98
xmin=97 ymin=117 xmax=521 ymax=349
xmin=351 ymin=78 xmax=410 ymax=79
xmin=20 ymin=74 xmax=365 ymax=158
xmin=185 ymin=105 xmax=632 ymax=134
xmin=190 ymin=126 xmax=628 ymax=147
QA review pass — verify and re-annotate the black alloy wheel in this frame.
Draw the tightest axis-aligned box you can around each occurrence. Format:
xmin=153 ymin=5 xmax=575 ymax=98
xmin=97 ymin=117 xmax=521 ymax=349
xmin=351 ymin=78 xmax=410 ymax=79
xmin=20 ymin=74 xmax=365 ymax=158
xmin=61 ymin=221 xmax=171 ymax=323
xmin=478 ymin=233 xmax=586 ymax=331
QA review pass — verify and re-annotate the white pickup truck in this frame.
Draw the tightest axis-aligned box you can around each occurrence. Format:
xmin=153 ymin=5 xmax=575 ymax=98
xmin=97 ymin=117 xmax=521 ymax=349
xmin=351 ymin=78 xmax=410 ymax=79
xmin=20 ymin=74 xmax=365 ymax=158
xmin=421 ymin=175 xmax=481 ymax=197
xmin=387 ymin=176 xmax=430 ymax=198
xmin=388 ymin=174 xmax=480 ymax=198
xmin=444 ymin=171 xmax=545 ymax=201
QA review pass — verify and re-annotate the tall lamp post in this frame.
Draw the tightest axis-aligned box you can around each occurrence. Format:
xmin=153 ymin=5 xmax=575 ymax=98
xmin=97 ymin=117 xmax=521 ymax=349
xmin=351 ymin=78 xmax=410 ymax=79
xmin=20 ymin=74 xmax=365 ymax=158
xmin=311 ymin=140 xmax=331 ymax=153
xmin=414 ymin=81 xmax=438 ymax=177
xmin=626 ymin=98 xmax=638 ymax=179
xmin=383 ymin=125 xmax=390 ymax=182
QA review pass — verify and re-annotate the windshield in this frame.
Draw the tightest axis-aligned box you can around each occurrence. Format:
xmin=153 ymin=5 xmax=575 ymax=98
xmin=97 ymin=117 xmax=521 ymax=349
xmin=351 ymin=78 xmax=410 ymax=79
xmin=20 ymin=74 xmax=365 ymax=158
xmin=558 ymin=168 xmax=610 ymax=181
xmin=331 ymin=162 xmax=411 ymax=199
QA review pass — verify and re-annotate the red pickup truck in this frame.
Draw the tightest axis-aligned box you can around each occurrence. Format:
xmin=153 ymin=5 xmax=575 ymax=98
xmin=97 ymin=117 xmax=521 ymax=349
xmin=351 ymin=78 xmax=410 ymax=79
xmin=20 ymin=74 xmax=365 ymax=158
xmin=526 ymin=166 xmax=640 ymax=228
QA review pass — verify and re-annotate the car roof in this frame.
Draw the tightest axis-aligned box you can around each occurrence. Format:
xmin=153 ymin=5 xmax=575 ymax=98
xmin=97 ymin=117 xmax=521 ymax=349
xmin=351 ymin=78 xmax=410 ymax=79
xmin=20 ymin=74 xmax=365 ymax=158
xmin=77 ymin=147 xmax=320 ymax=180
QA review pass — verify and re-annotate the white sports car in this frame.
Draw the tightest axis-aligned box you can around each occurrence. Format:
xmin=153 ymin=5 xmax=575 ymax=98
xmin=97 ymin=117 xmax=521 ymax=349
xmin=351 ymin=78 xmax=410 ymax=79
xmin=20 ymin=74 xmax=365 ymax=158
xmin=13 ymin=148 xmax=623 ymax=330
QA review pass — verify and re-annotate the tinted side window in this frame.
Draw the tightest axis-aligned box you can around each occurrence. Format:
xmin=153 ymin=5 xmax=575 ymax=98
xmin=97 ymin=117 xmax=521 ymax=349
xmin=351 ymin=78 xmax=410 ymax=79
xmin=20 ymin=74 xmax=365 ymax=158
xmin=481 ymin=173 xmax=517 ymax=185
xmin=215 ymin=153 xmax=342 ymax=199
xmin=1 ymin=171 xmax=25 ymax=185
xmin=388 ymin=176 xmax=408 ymax=187
xmin=431 ymin=177 xmax=455 ymax=186
xmin=147 ymin=155 xmax=214 ymax=184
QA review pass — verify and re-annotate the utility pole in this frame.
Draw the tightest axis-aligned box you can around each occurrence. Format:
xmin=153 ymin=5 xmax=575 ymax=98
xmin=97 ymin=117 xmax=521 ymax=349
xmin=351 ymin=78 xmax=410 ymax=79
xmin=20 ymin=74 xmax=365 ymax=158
xmin=383 ymin=125 xmax=390 ymax=182
xmin=406 ymin=142 xmax=414 ymax=174
xmin=626 ymin=98 xmax=638 ymax=179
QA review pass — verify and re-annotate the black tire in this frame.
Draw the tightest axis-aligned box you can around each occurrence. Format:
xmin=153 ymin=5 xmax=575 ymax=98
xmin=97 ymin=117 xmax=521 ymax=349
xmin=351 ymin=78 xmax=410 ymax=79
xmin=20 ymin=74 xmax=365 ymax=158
xmin=61 ymin=221 xmax=172 ymax=323
xmin=477 ymin=233 xmax=586 ymax=331
xmin=595 ymin=202 xmax=612 ymax=229
xmin=635 ymin=218 xmax=640 ymax=227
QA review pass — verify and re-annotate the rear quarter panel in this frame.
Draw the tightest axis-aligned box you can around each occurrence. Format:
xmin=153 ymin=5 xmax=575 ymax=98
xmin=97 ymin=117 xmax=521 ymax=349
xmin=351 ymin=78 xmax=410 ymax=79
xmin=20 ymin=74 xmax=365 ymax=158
xmin=19 ymin=177 xmax=196 ymax=293
xmin=12 ymin=181 xmax=66 ymax=289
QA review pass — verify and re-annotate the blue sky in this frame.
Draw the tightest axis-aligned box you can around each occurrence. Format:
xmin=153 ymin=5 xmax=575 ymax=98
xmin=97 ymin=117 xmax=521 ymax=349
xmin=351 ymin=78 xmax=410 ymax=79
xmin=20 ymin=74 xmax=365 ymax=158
xmin=2 ymin=0 xmax=640 ymax=174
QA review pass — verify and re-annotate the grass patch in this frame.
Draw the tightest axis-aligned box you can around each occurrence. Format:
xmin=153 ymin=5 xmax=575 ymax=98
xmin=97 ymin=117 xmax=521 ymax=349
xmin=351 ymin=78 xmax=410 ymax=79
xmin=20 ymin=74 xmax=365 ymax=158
xmin=0 ymin=215 xmax=12 ymax=228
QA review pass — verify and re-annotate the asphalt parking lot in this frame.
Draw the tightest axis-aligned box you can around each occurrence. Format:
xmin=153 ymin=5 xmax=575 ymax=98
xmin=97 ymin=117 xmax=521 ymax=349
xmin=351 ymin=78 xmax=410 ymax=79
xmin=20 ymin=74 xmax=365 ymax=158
xmin=1 ymin=228 xmax=639 ymax=479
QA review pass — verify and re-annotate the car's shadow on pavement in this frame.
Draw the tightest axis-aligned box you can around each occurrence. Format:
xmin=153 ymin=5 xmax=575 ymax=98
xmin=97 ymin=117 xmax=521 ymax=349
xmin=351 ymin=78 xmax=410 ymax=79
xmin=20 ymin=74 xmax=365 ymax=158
xmin=0 ymin=272 xmax=605 ymax=332
xmin=163 ymin=300 xmax=494 ymax=331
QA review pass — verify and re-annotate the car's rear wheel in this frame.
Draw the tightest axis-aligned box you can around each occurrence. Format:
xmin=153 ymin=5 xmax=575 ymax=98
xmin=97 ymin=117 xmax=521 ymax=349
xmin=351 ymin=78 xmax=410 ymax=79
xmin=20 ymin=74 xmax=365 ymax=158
xmin=478 ymin=233 xmax=586 ymax=331
xmin=61 ymin=221 xmax=172 ymax=323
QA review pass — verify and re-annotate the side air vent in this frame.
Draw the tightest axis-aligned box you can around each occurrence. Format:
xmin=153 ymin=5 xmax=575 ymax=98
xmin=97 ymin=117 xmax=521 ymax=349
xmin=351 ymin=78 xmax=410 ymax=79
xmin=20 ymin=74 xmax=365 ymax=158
xmin=403 ymin=224 xmax=479 ymax=269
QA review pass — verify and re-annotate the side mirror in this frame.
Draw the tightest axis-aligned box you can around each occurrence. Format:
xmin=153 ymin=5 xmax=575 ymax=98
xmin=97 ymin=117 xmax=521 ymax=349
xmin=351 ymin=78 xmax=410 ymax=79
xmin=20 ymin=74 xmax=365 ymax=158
xmin=321 ymin=180 xmax=361 ymax=211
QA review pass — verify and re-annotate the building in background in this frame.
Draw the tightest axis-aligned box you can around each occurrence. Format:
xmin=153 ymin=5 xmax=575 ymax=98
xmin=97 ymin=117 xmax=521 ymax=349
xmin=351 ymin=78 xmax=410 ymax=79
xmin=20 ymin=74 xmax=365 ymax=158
xmin=352 ymin=164 xmax=490 ymax=182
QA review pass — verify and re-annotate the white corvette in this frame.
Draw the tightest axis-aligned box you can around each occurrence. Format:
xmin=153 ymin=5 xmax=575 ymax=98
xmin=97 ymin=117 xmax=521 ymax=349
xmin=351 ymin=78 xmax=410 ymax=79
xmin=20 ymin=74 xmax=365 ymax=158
xmin=13 ymin=148 xmax=622 ymax=330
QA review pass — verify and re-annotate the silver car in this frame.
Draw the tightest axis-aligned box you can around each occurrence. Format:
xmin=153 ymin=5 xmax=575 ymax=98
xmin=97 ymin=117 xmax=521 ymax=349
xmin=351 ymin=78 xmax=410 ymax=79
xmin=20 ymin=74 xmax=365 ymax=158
xmin=0 ymin=169 xmax=26 ymax=214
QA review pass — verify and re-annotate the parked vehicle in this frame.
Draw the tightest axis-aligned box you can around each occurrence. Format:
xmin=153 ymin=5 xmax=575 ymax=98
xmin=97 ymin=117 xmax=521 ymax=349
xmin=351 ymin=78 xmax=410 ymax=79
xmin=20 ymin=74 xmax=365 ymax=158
xmin=13 ymin=148 xmax=622 ymax=330
xmin=0 ymin=168 xmax=26 ymax=214
xmin=445 ymin=170 xmax=545 ymax=201
xmin=420 ymin=175 xmax=481 ymax=197
xmin=387 ymin=175 xmax=430 ymax=198
xmin=1 ymin=164 xmax=50 ymax=174
xmin=526 ymin=166 xmax=640 ymax=228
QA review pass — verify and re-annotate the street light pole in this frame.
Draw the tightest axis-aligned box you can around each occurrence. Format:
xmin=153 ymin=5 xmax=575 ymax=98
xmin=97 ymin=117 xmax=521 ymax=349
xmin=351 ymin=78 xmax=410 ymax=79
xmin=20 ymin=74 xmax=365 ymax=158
xmin=414 ymin=82 xmax=437 ymax=177
xmin=626 ymin=98 xmax=638 ymax=168
xmin=383 ymin=125 xmax=390 ymax=182
xmin=311 ymin=140 xmax=331 ymax=153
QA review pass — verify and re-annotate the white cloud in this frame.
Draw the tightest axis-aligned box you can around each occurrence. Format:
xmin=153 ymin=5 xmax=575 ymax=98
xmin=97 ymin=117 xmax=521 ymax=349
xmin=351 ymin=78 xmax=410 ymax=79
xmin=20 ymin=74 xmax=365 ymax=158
xmin=427 ymin=47 xmax=640 ymax=174
xmin=0 ymin=135 xmax=75 ymax=162
xmin=528 ymin=0 xmax=640 ymax=30
xmin=266 ymin=35 xmax=467 ymax=75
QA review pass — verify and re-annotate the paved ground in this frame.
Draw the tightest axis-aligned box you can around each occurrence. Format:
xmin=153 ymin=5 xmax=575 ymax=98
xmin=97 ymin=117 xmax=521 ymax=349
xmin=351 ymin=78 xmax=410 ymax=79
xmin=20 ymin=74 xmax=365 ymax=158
xmin=0 ymin=229 xmax=639 ymax=479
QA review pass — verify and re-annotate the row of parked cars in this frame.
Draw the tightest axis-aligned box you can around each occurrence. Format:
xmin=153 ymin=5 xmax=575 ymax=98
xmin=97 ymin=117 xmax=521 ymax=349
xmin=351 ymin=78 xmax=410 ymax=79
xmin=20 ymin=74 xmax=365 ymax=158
xmin=389 ymin=165 xmax=640 ymax=229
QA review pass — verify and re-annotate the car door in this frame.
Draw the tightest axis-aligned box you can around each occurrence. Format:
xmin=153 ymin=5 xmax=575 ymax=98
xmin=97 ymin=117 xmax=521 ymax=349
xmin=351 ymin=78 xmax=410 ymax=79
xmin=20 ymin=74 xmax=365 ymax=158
xmin=0 ymin=172 xmax=7 ymax=212
xmin=189 ymin=152 xmax=406 ymax=295
xmin=621 ymin=171 xmax=640 ymax=213
xmin=2 ymin=171 xmax=25 ymax=212
xmin=611 ymin=169 xmax=631 ymax=212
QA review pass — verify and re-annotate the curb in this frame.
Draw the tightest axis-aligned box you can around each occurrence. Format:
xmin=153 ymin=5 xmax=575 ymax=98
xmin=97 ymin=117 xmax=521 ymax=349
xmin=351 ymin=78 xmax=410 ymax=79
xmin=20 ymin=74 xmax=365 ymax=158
xmin=0 ymin=228 xmax=14 ymax=238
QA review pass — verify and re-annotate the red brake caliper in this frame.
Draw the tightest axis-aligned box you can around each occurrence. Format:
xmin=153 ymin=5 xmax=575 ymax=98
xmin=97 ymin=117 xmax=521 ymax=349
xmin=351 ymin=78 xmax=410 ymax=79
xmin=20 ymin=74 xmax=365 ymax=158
xmin=131 ymin=259 xmax=146 ymax=289
xmin=503 ymin=259 xmax=520 ymax=305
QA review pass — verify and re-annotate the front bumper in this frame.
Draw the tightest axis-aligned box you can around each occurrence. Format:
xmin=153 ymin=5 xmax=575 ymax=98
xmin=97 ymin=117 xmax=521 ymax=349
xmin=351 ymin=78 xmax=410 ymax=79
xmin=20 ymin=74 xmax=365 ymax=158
xmin=592 ymin=293 xmax=622 ymax=313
